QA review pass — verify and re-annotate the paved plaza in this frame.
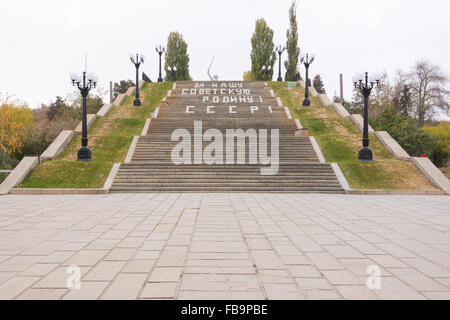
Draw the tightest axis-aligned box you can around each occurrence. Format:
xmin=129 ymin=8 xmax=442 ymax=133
xmin=0 ymin=193 xmax=449 ymax=300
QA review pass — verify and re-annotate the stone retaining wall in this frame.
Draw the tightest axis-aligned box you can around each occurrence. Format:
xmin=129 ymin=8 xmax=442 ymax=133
xmin=375 ymin=131 xmax=410 ymax=160
xmin=0 ymin=157 xmax=39 ymax=195
xmin=40 ymin=130 xmax=74 ymax=161
xmin=318 ymin=94 xmax=332 ymax=106
xmin=412 ymin=158 xmax=450 ymax=194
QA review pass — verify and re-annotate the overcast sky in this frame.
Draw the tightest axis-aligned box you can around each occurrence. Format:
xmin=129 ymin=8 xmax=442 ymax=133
xmin=1 ymin=0 xmax=449 ymax=111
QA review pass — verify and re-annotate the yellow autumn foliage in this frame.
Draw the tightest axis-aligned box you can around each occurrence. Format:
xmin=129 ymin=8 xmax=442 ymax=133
xmin=0 ymin=104 xmax=34 ymax=155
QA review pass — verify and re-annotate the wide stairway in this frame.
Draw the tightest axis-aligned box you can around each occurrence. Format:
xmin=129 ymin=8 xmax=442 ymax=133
xmin=111 ymin=81 xmax=344 ymax=193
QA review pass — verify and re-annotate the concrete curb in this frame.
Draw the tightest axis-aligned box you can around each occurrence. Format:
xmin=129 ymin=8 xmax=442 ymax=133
xmin=276 ymin=97 xmax=282 ymax=107
xmin=103 ymin=163 xmax=121 ymax=190
xmin=10 ymin=188 xmax=108 ymax=195
xmin=309 ymin=87 xmax=318 ymax=97
xmin=0 ymin=157 xmax=39 ymax=195
xmin=125 ymin=136 xmax=139 ymax=164
xmin=284 ymin=107 xmax=293 ymax=119
xmin=412 ymin=157 xmax=450 ymax=194
xmin=375 ymin=131 xmax=411 ymax=160
xmin=332 ymin=103 xmax=351 ymax=118
xmin=331 ymin=163 xmax=350 ymax=191
xmin=298 ymin=80 xmax=306 ymax=89
xmin=40 ymin=130 xmax=74 ymax=161
xmin=318 ymin=94 xmax=332 ymax=106
xmin=113 ymin=93 xmax=126 ymax=106
xmin=154 ymin=107 xmax=160 ymax=118
xmin=172 ymin=83 xmax=177 ymax=90
xmin=141 ymin=119 xmax=151 ymax=136
xmin=74 ymin=114 xmax=97 ymax=135
xmin=270 ymin=90 xmax=276 ymax=97
xmin=350 ymin=114 xmax=375 ymax=134
xmin=309 ymin=137 xmax=326 ymax=164
xmin=125 ymin=86 xmax=136 ymax=96
xmin=295 ymin=119 xmax=303 ymax=130
xmin=345 ymin=189 xmax=446 ymax=196
xmin=97 ymin=104 xmax=113 ymax=117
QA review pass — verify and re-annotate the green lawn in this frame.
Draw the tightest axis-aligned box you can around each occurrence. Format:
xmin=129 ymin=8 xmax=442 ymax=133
xmin=269 ymin=82 xmax=436 ymax=190
xmin=18 ymin=82 xmax=172 ymax=189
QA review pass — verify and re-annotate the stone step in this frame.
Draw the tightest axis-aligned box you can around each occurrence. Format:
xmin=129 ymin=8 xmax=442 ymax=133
xmin=110 ymin=186 xmax=344 ymax=193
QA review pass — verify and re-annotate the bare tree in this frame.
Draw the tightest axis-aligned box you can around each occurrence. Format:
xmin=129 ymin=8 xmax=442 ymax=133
xmin=408 ymin=61 xmax=450 ymax=127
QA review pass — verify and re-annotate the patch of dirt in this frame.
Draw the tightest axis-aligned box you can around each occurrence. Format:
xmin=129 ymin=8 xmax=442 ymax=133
xmin=441 ymin=167 xmax=450 ymax=180
xmin=383 ymin=161 xmax=437 ymax=190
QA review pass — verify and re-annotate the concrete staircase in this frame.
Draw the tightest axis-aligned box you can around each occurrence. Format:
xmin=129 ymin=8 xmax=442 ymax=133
xmin=111 ymin=81 xmax=344 ymax=193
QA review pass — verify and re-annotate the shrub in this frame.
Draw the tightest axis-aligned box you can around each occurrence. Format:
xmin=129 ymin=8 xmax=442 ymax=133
xmin=423 ymin=122 xmax=450 ymax=167
xmin=371 ymin=108 xmax=437 ymax=157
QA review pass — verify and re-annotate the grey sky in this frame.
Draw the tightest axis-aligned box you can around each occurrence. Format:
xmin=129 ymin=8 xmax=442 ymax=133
xmin=1 ymin=0 xmax=449 ymax=112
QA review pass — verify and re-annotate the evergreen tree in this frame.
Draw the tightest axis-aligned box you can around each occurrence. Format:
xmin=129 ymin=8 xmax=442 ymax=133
xmin=399 ymin=85 xmax=412 ymax=117
xmin=250 ymin=18 xmax=277 ymax=81
xmin=46 ymin=96 xmax=70 ymax=121
xmin=164 ymin=32 xmax=191 ymax=81
xmin=113 ymin=80 xmax=135 ymax=101
xmin=312 ymin=74 xmax=326 ymax=94
xmin=284 ymin=1 xmax=300 ymax=81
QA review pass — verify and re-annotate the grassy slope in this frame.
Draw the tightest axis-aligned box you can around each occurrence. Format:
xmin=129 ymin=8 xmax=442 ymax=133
xmin=18 ymin=82 xmax=172 ymax=189
xmin=270 ymin=82 xmax=436 ymax=190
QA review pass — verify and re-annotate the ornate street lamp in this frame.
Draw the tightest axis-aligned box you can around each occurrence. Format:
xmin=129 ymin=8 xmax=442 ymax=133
xmin=262 ymin=65 xmax=272 ymax=81
xmin=129 ymin=53 xmax=145 ymax=106
xmin=70 ymin=71 xmax=98 ymax=161
xmin=352 ymin=72 xmax=381 ymax=162
xmin=168 ymin=66 xmax=177 ymax=82
xmin=276 ymin=45 xmax=286 ymax=81
xmin=300 ymin=53 xmax=315 ymax=106
xmin=155 ymin=45 xmax=165 ymax=82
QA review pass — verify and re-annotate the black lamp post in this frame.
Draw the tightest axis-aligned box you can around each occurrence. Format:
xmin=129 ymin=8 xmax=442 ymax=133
xmin=168 ymin=66 xmax=177 ymax=82
xmin=300 ymin=53 xmax=315 ymax=106
xmin=155 ymin=45 xmax=165 ymax=82
xmin=70 ymin=71 xmax=98 ymax=161
xmin=276 ymin=45 xmax=286 ymax=81
xmin=129 ymin=53 xmax=145 ymax=106
xmin=262 ymin=65 xmax=272 ymax=81
xmin=353 ymin=72 xmax=381 ymax=162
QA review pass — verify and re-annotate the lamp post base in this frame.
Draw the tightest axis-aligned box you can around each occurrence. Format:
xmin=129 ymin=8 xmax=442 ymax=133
xmin=77 ymin=147 xmax=92 ymax=162
xmin=277 ymin=77 xmax=282 ymax=82
xmin=302 ymin=98 xmax=311 ymax=107
xmin=133 ymin=98 xmax=142 ymax=107
xmin=157 ymin=78 xmax=163 ymax=82
xmin=358 ymin=147 xmax=373 ymax=162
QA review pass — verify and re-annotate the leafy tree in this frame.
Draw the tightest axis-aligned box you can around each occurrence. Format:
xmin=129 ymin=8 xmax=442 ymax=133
xmin=398 ymin=85 xmax=413 ymax=117
xmin=46 ymin=96 xmax=71 ymax=121
xmin=409 ymin=60 xmax=450 ymax=127
xmin=0 ymin=104 xmax=34 ymax=155
xmin=312 ymin=74 xmax=325 ymax=94
xmin=284 ymin=1 xmax=300 ymax=81
xmin=243 ymin=71 xmax=253 ymax=81
xmin=423 ymin=122 xmax=450 ymax=167
xmin=113 ymin=80 xmax=135 ymax=101
xmin=164 ymin=32 xmax=191 ymax=81
xmin=371 ymin=108 xmax=436 ymax=157
xmin=250 ymin=18 xmax=277 ymax=81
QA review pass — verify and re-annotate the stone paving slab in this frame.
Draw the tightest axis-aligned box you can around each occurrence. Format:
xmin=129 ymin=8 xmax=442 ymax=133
xmin=0 ymin=193 xmax=449 ymax=300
